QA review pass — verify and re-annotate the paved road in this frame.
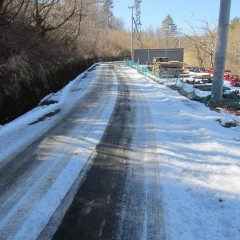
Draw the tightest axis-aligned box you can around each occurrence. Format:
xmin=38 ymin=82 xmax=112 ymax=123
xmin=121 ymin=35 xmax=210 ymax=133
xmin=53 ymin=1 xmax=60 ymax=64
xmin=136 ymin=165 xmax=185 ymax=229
xmin=0 ymin=63 xmax=165 ymax=240
xmin=52 ymin=66 xmax=166 ymax=240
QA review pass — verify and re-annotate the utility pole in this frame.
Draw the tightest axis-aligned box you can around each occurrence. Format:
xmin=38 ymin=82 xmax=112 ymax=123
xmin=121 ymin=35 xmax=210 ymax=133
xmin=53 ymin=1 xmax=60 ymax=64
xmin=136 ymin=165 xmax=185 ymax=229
xmin=129 ymin=6 xmax=134 ymax=62
xmin=211 ymin=0 xmax=231 ymax=102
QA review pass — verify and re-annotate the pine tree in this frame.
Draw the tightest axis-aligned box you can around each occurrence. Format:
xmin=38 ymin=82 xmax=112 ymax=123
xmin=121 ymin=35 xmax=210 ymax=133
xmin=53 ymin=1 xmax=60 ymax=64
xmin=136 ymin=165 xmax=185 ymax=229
xmin=134 ymin=0 xmax=142 ymax=30
xmin=161 ymin=14 xmax=177 ymax=36
xmin=161 ymin=14 xmax=177 ymax=47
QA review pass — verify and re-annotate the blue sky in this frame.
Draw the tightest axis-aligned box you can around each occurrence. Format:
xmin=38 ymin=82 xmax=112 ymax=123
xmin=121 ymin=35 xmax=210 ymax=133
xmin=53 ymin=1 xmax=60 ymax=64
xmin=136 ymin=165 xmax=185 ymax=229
xmin=113 ymin=0 xmax=240 ymax=32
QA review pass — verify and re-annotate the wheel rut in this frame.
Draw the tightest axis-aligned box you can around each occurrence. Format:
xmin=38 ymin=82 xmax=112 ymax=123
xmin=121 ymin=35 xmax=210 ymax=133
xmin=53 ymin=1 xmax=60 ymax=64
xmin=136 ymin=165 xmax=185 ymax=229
xmin=0 ymin=64 xmax=116 ymax=239
xmin=52 ymin=65 xmax=166 ymax=240
xmin=53 ymin=66 xmax=135 ymax=240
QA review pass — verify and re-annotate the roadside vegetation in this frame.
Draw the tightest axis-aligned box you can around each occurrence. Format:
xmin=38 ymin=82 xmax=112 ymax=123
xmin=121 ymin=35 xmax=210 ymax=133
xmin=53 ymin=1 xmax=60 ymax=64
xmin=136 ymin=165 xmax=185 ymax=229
xmin=0 ymin=0 xmax=127 ymax=124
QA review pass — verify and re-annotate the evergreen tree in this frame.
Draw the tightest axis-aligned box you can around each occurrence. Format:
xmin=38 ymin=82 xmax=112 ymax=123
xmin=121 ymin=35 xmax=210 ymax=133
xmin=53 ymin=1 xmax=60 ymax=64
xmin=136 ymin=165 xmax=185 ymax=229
xmin=161 ymin=14 xmax=177 ymax=36
xmin=161 ymin=14 xmax=178 ymax=47
xmin=134 ymin=0 xmax=142 ymax=29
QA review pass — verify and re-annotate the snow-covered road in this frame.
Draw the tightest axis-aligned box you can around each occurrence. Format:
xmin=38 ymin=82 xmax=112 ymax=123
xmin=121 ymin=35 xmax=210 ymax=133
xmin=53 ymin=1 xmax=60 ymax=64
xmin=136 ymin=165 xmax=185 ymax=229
xmin=0 ymin=63 xmax=240 ymax=240
xmin=0 ymin=64 xmax=118 ymax=239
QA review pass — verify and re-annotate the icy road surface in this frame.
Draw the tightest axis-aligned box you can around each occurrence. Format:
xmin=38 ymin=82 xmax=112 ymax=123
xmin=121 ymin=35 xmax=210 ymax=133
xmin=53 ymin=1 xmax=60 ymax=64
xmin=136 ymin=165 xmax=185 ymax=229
xmin=0 ymin=63 xmax=240 ymax=240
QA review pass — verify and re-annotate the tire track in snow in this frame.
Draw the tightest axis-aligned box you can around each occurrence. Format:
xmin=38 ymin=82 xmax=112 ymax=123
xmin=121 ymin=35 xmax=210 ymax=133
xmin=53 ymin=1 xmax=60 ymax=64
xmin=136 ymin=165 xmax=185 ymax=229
xmin=115 ymin=68 xmax=166 ymax=240
xmin=53 ymin=65 xmax=134 ymax=240
xmin=0 ymin=65 xmax=118 ymax=239
xmin=53 ymin=65 xmax=166 ymax=240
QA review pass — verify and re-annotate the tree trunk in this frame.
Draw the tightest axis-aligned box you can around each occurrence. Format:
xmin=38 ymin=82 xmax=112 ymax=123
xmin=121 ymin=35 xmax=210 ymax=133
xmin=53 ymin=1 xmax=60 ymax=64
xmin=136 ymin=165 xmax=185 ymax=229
xmin=211 ymin=0 xmax=231 ymax=102
xmin=210 ymin=52 xmax=214 ymax=68
xmin=0 ymin=0 xmax=5 ymax=12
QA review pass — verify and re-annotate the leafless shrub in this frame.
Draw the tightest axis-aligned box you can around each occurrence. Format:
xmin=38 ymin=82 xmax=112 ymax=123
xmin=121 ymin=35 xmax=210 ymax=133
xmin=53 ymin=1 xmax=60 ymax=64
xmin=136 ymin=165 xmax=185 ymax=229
xmin=7 ymin=52 xmax=29 ymax=72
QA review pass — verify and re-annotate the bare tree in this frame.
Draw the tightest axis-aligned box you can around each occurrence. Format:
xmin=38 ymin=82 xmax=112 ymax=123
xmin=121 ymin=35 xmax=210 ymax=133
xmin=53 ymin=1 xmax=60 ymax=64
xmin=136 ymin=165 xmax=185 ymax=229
xmin=31 ymin=0 xmax=78 ymax=37
xmin=0 ymin=0 xmax=28 ymax=22
xmin=227 ymin=24 xmax=240 ymax=74
xmin=102 ymin=0 xmax=113 ymax=28
xmin=183 ymin=20 xmax=217 ymax=67
xmin=0 ymin=0 xmax=4 ymax=12
xmin=191 ymin=42 xmax=204 ymax=66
